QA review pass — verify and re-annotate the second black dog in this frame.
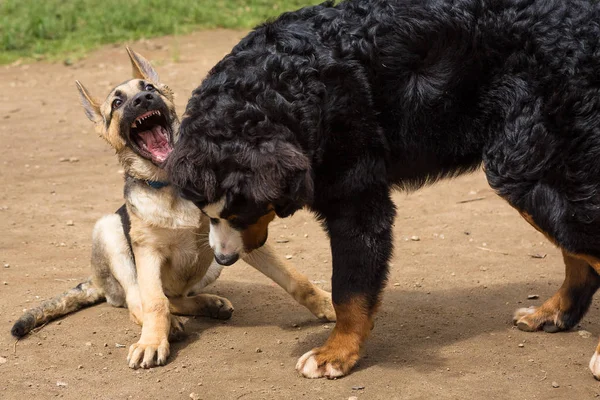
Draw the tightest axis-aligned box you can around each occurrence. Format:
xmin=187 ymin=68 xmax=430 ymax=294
xmin=168 ymin=0 xmax=600 ymax=379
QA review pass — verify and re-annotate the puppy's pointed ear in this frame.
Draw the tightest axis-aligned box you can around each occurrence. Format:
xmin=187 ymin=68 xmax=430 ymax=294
xmin=75 ymin=81 xmax=102 ymax=123
xmin=126 ymin=47 xmax=159 ymax=83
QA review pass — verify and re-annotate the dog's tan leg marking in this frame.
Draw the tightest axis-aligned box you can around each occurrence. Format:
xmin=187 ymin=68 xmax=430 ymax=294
xmin=296 ymin=296 xmax=373 ymax=378
xmin=515 ymin=212 xmax=600 ymax=379
xmin=169 ymin=294 xmax=234 ymax=320
xmin=127 ymin=247 xmax=170 ymax=369
xmin=514 ymin=250 xmax=591 ymax=332
xmin=243 ymin=244 xmax=336 ymax=321
xmin=572 ymin=255 xmax=600 ymax=381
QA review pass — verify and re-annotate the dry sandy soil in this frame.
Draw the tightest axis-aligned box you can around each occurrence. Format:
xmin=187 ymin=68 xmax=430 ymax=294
xmin=1 ymin=30 xmax=600 ymax=400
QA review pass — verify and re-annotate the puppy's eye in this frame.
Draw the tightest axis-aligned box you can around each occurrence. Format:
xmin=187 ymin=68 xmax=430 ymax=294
xmin=145 ymin=84 xmax=155 ymax=91
xmin=112 ymin=99 xmax=123 ymax=109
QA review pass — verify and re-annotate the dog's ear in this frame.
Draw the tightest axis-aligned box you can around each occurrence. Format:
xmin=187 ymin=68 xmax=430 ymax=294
xmin=126 ymin=47 xmax=159 ymax=83
xmin=248 ymin=141 xmax=314 ymax=218
xmin=75 ymin=81 xmax=102 ymax=123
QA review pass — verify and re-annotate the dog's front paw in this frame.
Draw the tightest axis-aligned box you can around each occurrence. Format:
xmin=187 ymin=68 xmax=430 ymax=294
xmin=295 ymin=345 xmax=358 ymax=379
xmin=307 ymin=289 xmax=336 ymax=322
xmin=127 ymin=338 xmax=170 ymax=369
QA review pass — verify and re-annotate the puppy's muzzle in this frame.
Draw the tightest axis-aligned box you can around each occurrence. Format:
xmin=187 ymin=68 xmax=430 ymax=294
xmin=215 ymin=252 xmax=239 ymax=266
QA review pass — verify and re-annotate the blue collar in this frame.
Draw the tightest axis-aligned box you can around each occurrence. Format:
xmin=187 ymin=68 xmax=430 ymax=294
xmin=146 ymin=180 xmax=169 ymax=189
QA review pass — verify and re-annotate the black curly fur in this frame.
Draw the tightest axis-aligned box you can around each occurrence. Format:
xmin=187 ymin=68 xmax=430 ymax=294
xmin=168 ymin=0 xmax=600 ymax=325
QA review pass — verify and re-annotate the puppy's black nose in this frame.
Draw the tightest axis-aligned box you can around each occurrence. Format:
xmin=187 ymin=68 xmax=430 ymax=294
xmin=133 ymin=91 xmax=155 ymax=107
xmin=215 ymin=253 xmax=239 ymax=266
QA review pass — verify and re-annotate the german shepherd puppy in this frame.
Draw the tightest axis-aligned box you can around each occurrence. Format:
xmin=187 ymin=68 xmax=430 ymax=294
xmin=11 ymin=48 xmax=335 ymax=370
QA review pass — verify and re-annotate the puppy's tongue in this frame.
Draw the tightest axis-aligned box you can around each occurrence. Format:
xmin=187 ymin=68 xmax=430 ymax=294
xmin=138 ymin=126 xmax=172 ymax=163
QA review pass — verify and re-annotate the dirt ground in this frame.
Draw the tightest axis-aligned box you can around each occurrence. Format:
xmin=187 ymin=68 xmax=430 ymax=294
xmin=1 ymin=30 xmax=600 ymax=400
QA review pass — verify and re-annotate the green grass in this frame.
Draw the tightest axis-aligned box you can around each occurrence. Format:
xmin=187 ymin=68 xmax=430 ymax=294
xmin=0 ymin=0 xmax=323 ymax=64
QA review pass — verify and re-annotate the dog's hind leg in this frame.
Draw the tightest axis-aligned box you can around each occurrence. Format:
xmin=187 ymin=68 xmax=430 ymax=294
xmin=169 ymin=294 xmax=234 ymax=320
xmin=513 ymin=249 xmax=600 ymax=333
xmin=484 ymin=103 xmax=600 ymax=379
xmin=243 ymin=243 xmax=336 ymax=322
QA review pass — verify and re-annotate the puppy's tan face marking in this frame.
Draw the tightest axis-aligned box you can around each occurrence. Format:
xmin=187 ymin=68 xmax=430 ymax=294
xmin=99 ymin=80 xmax=176 ymax=158
xmin=202 ymin=198 xmax=276 ymax=265
xmin=76 ymin=49 xmax=177 ymax=166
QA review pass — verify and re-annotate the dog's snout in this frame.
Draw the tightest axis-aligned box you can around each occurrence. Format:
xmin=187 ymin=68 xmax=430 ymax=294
xmin=132 ymin=91 xmax=155 ymax=107
xmin=215 ymin=253 xmax=239 ymax=266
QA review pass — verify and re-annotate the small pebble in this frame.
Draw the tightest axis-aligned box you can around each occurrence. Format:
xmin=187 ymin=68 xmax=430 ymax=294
xmin=410 ymin=235 xmax=420 ymax=241
xmin=69 ymin=157 xmax=79 ymax=163
xmin=3 ymin=263 xmax=9 ymax=268
xmin=0 ymin=357 xmax=7 ymax=364
xmin=527 ymin=294 xmax=539 ymax=300
xmin=77 ymin=365 xmax=83 ymax=369
xmin=189 ymin=393 xmax=200 ymax=400
xmin=552 ymin=382 xmax=560 ymax=388
xmin=277 ymin=340 xmax=282 ymax=344
xmin=285 ymin=255 xmax=293 ymax=259
xmin=85 ymin=342 xmax=92 ymax=347
xmin=103 ymin=343 xmax=108 ymax=347
xmin=56 ymin=381 xmax=68 ymax=388
xmin=115 ymin=343 xmax=126 ymax=348
xmin=579 ymin=330 xmax=593 ymax=339
xmin=66 ymin=220 xmax=74 ymax=226
xmin=393 ymin=283 xmax=400 ymax=287
xmin=349 ymin=397 xmax=359 ymax=400
xmin=518 ymin=343 xmax=524 ymax=348
xmin=275 ymin=239 xmax=289 ymax=243
xmin=255 ymin=348 xmax=262 ymax=353
xmin=352 ymin=386 xmax=365 ymax=390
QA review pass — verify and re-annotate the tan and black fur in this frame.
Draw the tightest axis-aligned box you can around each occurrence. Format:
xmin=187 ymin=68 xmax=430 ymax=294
xmin=11 ymin=48 xmax=335 ymax=369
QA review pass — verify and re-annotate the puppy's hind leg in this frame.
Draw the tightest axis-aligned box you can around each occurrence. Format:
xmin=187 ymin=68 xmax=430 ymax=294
xmin=243 ymin=243 xmax=336 ymax=322
xmin=170 ymin=294 xmax=234 ymax=320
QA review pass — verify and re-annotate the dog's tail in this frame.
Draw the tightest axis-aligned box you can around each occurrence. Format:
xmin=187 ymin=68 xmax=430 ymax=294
xmin=11 ymin=278 xmax=105 ymax=338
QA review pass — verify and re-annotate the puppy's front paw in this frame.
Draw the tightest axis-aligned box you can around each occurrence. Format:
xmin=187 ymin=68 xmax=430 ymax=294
xmin=300 ymin=287 xmax=336 ymax=322
xmin=127 ymin=338 xmax=170 ymax=369
xmin=311 ymin=289 xmax=336 ymax=322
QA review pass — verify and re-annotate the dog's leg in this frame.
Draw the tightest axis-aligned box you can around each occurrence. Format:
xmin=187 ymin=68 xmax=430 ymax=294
xmin=296 ymin=189 xmax=395 ymax=379
xmin=561 ymin=255 xmax=600 ymax=380
xmin=169 ymin=294 xmax=234 ymax=320
xmin=243 ymin=243 xmax=336 ymax=321
xmin=92 ymin=214 xmax=144 ymax=325
xmin=127 ymin=247 xmax=171 ymax=369
xmin=514 ymin=250 xmax=600 ymax=332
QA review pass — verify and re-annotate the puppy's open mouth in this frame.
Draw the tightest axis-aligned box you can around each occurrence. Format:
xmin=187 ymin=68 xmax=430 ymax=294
xmin=129 ymin=110 xmax=172 ymax=164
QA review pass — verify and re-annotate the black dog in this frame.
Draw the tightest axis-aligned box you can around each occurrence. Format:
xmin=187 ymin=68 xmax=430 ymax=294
xmin=168 ymin=0 xmax=600 ymax=379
